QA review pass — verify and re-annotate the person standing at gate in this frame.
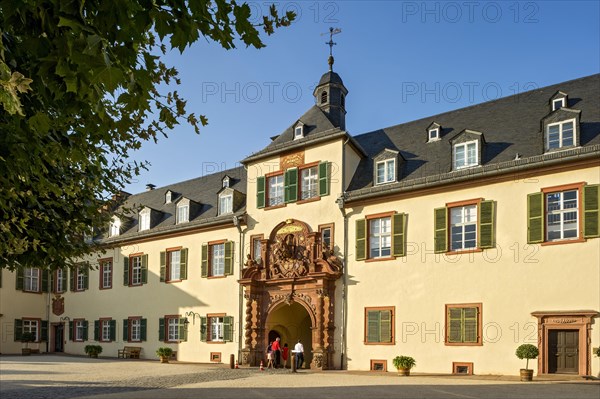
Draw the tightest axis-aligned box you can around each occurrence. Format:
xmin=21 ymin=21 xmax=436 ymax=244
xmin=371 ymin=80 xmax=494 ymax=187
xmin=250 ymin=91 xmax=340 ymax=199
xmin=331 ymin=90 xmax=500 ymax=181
xmin=282 ymin=343 xmax=289 ymax=368
xmin=272 ymin=337 xmax=281 ymax=368
xmin=294 ymin=339 xmax=304 ymax=369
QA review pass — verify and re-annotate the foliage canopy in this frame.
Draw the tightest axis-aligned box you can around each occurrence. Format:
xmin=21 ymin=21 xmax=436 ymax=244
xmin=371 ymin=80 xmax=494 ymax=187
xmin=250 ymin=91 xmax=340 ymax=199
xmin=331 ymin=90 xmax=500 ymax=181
xmin=0 ymin=0 xmax=294 ymax=270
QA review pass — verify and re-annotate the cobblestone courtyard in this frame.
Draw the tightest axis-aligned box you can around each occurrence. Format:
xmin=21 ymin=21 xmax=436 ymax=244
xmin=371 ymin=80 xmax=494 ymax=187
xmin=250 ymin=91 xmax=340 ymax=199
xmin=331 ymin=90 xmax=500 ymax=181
xmin=1 ymin=355 xmax=599 ymax=399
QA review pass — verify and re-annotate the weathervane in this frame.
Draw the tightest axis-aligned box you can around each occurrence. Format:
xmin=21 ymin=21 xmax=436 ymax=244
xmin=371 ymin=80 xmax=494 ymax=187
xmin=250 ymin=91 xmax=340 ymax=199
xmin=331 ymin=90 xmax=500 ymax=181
xmin=321 ymin=27 xmax=341 ymax=71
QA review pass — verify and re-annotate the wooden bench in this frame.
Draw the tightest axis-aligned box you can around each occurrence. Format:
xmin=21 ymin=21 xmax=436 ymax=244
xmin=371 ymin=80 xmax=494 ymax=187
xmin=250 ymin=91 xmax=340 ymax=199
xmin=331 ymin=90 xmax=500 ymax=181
xmin=118 ymin=346 xmax=142 ymax=359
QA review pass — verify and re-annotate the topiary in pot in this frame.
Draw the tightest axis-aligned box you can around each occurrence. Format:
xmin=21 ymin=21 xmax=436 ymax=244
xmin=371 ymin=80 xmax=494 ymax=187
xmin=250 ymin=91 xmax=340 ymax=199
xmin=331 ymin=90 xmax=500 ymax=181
xmin=84 ymin=345 xmax=103 ymax=358
xmin=516 ymin=344 xmax=539 ymax=382
xmin=20 ymin=332 xmax=36 ymax=356
xmin=156 ymin=347 xmax=174 ymax=363
xmin=392 ymin=355 xmax=416 ymax=376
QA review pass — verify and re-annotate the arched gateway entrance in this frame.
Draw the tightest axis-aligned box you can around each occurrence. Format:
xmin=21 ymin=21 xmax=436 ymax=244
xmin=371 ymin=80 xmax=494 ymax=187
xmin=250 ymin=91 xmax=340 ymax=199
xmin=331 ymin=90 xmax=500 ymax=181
xmin=239 ymin=219 xmax=342 ymax=370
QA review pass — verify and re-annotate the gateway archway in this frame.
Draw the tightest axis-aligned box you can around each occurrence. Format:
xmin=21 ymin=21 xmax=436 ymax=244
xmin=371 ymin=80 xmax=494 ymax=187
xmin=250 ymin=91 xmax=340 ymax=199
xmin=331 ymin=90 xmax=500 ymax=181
xmin=239 ymin=219 xmax=342 ymax=370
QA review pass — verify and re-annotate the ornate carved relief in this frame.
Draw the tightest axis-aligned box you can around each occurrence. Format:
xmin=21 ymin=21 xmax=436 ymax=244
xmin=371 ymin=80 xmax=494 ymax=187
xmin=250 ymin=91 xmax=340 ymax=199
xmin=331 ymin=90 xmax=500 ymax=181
xmin=280 ymin=150 xmax=305 ymax=170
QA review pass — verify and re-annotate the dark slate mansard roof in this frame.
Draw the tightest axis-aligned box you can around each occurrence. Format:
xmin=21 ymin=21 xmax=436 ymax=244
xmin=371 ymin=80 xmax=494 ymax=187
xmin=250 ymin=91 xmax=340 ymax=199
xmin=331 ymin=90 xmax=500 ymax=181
xmin=345 ymin=74 xmax=600 ymax=201
xmin=102 ymin=166 xmax=246 ymax=243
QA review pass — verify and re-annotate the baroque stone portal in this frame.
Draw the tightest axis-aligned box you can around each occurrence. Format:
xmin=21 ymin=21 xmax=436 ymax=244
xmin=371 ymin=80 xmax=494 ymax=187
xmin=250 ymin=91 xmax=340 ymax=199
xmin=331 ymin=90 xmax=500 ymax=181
xmin=239 ymin=219 xmax=342 ymax=370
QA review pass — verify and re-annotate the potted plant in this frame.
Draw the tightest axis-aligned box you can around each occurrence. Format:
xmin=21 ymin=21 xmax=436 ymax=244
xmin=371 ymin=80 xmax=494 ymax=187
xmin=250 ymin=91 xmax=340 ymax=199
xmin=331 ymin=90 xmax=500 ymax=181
xmin=20 ymin=332 xmax=36 ymax=356
xmin=84 ymin=345 xmax=103 ymax=358
xmin=516 ymin=344 xmax=539 ymax=381
xmin=392 ymin=355 xmax=416 ymax=376
xmin=156 ymin=347 xmax=173 ymax=363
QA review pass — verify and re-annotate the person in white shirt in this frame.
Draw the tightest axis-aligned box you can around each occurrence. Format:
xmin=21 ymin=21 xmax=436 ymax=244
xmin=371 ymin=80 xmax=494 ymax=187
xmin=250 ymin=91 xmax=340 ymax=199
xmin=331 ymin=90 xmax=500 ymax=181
xmin=294 ymin=339 xmax=304 ymax=369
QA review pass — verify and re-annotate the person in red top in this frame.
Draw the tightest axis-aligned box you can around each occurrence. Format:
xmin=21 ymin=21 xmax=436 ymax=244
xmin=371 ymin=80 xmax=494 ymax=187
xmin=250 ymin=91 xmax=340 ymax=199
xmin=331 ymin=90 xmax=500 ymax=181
xmin=271 ymin=337 xmax=281 ymax=368
xmin=281 ymin=343 xmax=289 ymax=368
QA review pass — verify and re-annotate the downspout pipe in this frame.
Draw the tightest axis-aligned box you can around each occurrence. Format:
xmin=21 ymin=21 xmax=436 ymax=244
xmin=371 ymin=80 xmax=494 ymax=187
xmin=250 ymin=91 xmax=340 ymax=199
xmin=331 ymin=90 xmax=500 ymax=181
xmin=339 ymin=137 xmax=350 ymax=370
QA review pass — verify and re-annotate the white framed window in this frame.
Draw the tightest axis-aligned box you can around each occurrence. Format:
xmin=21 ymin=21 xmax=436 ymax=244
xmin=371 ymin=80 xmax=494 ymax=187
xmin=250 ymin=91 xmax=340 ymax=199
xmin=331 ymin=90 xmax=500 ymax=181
xmin=375 ymin=159 xmax=395 ymax=185
xmin=177 ymin=203 xmax=189 ymax=223
xmin=210 ymin=317 xmax=225 ymax=342
xmin=546 ymin=120 xmax=575 ymax=150
xmin=428 ymin=128 xmax=440 ymax=141
xmin=268 ymin=175 xmax=284 ymax=206
xmin=139 ymin=209 xmax=150 ymax=231
xmin=212 ymin=244 xmax=225 ymax=276
xmin=300 ymin=166 xmax=318 ymax=200
xmin=552 ymin=98 xmax=565 ymax=111
xmin=130 ymin=256 xmax=143 ymax=285
xmin=168 ymin=250 xmax=181 ymax=281
xmin=252 ymin=237 xmax=262 ymax=262
xmin=76 ymin=268 xmax=86 ymax=291
xmin=75 ymin=320 xmax=86 ymax=341
xmin=219 ymin=194 xmax=233 ymax=214
xmin=165 ymin=191 xmax=172 ymax=204
xmin=55 ymin=269 xmax=65 ymax=293
xmin=450 ymin=205 xmax=478 ymax=251
xmin=101 ymin=319 xmax=111 ymax=342
xmin=100 ymin=260 xmax=112 ymax=289
xmin=23 ymin=319 xmax=39 ymax=341
xmin=130 ymin=318 xmax=141 ymax=342
xmin=294 ymin=125 xmax=304 ymax=139
xmin=222 ymin=177 xmax=230 ymax=188
xmin=109 ymin=217 xmax=121 ymax=237
xmin=546 ymin=189 xmax=578 ymax=241
xmin=453 ymin=141 xmax=478 ymax=169
xmin=369 ymin=217 xmax=391 ymax=258
xmin=167 ymin=318 xmax=179 ymax=342
xmin=24 ymin=268 xmax=40 ymax=292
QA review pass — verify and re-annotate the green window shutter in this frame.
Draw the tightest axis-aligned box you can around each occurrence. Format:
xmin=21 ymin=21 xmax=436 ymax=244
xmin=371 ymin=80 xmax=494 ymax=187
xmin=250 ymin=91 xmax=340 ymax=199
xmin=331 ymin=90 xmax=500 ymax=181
xmin=463 ymin=308 xmax=478 ymax=343
xmin=284 ymin=167 xmax=298 ymax=203
xmin=527 ymin=192 xmax=544 ymax=243
xmin=61 ymin=268 xmax=67 ymax=291
xmin=41 ymin=269 xmax=49 ymax=292
xmin=256 ymin=176 xmax=266 ymax=209
xmin=94 ymin=320 xmax=99 ymax=341
xmin=583 ymin=184 xmax=600 ymax=238
xmin=123 ymin=257 xmax=129 ymax=286
xmin=392 ymin=213 xmax=407 ymax=257
xmin=180 ymin=248 xmax=188 ymax=280
xmin=434 ymin=207 xmax=448 ymax=253
xmin=223 ymin=316 xmax=234 ymax=342
xmin=380 ymin=310 xmax=392 ymax=343
xmin=159 ymin=251 xmax=166 ymax=282
xmin=141 ymin=254 xmax=148 ymax=284
xmin=49 ymin=270 xmax=55 ymax=293
xmin=110 ymin=320 xmax=116 ymax=341
xmin=318 ymin=161 xmax=330 ymax=196
xmin=83 ymin=267 xmax=89 ymax=290
xmin=179 ymin=318 xmax=187 ymax=342
xmin=479 ymin=200 xmax=496 ymax=249
xmin=123 ymin=319 xmax=129 ymax=341
xmin=83 ymin=320 xmax=89 ymax=341
xmin=224 ymin=241 xmax=234 ymax=275
xmin=69 ymin=321 xmax=73 ymax=341
xmin=15 ymin=268 xmax=24 ymax=290
xmin=41 ymin=321 xmax=48 ymax=341
xmin=366 ymin=311 xmax=379 ymax=343
xmin=69 ymin=267 xmax=75 ymax=291
xmin=201 ymin=244 xmax=208 ymax=278
xmin=200 ymin=316 xmax=207 ymax=342
xmin=158 ymin=318 xmax=165 ymax=342
xmin=355 ymin=219 xmax=367 ymax=261
xmin=141 ymin=319 xmax=147 ymax=341
xmin=447 ymin=308 xmax=463 ymax=343
xmin=14 ymin=319 xmax=23 ymax=341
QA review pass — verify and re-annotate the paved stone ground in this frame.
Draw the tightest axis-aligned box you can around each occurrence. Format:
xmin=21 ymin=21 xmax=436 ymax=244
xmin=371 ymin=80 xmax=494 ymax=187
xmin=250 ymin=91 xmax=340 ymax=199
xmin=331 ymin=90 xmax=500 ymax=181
xmin=1 ymin=355 xmax=598 ymax=399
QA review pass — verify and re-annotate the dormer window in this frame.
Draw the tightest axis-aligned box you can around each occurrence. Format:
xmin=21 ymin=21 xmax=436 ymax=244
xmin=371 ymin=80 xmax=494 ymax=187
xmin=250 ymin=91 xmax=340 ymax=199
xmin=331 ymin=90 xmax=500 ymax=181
xmin=321 ymin=91 xmax=328 ymax=105
xmin=222 ymin=176 xmax=230 ymax=188
xmin=552 ymin=98 xmax=565 ymax=111
xmin=546 ymin=120 xmax=575 ymax=150
xmin=428 ymin=128 xmax=440 ymax=141
xmin=177 ymin=202 xmax=189 ymax=224
xmin=165 ymin=190 xmax=172 ymax=204
xmin=453 ymin=140 xmax=478 ymax=169
xmin=294 ymin=123 xmax=304 ymax=140
xmin=219 ymin=193 xmax=233 ymax=215
xmin=139 ymin=208 xmax=150 ymax=231
xmin=109 ymin=217 xmax=121 ymax=237
xmin=375 ymin=159 xmax=396 ymax=185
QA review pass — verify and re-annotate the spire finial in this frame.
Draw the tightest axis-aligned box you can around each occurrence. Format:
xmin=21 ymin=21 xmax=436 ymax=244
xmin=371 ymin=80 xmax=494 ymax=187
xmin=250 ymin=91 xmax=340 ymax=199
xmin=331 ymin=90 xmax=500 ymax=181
xmin=322 ymin=27 xmax=341 ymax=71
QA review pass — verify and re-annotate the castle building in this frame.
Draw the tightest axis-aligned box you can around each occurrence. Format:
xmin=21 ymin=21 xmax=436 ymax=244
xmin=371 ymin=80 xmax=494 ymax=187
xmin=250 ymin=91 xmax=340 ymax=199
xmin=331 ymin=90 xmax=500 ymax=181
xmin=1 ymin=61 xmax=598 ymax=376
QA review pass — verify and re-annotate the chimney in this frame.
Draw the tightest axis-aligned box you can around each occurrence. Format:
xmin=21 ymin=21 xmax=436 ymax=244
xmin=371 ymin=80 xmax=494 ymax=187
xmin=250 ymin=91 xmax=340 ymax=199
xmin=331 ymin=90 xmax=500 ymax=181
xmin=146 ymin=183 xmax=156 ymax=191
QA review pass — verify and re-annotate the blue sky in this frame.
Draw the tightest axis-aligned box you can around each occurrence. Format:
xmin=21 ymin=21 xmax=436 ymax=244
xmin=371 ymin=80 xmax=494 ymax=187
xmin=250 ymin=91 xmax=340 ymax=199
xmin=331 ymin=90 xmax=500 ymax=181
xmin=123 ymin=0 xmax=600 ymax=194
